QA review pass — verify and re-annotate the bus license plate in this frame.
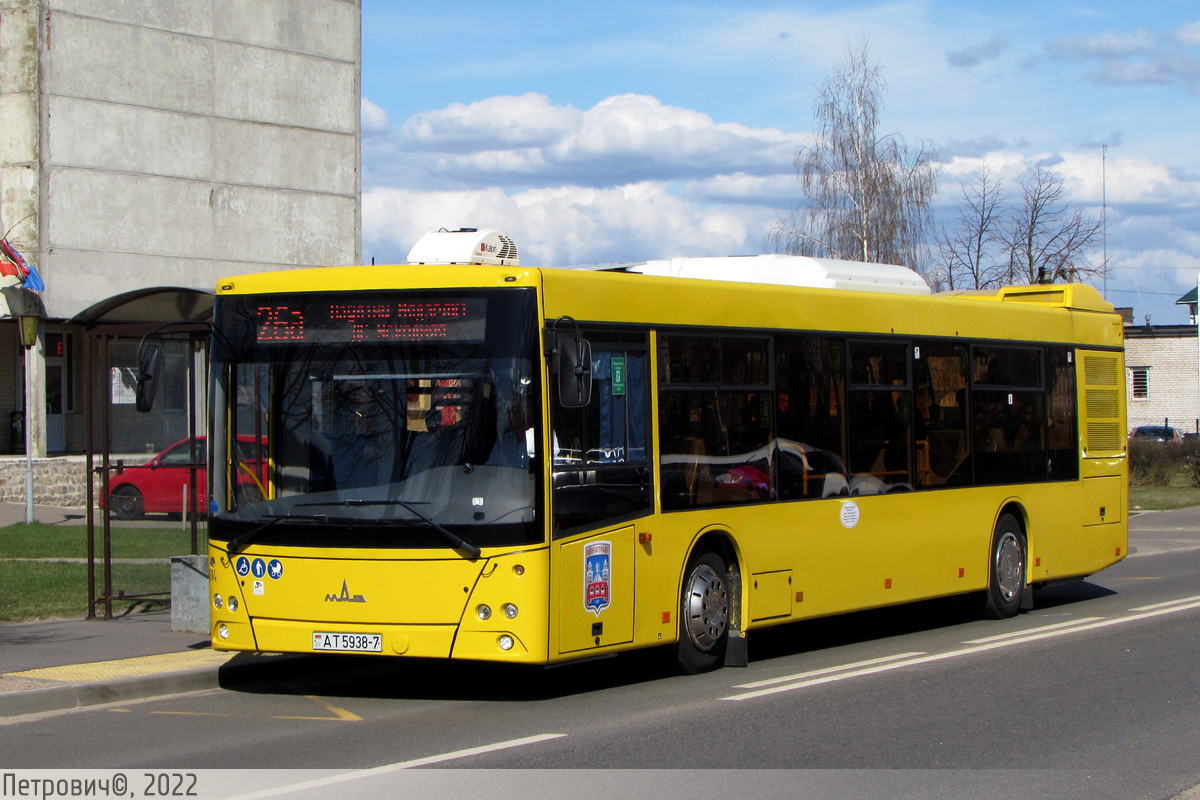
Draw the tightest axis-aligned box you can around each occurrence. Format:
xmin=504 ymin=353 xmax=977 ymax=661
xmin=312 ymin=632 xmax=382 ymax=653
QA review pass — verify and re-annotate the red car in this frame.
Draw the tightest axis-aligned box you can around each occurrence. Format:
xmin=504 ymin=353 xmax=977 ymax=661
xmin=103 ymin=436 xmax=266 ymax=520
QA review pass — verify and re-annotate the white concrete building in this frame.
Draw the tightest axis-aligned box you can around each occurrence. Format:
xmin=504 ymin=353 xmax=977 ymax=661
xmin=0 ymin=0 xmax=360 ymax=498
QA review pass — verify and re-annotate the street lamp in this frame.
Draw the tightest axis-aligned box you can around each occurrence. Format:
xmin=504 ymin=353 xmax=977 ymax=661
xmin=3 ymin=286 xmax=45 ymax=524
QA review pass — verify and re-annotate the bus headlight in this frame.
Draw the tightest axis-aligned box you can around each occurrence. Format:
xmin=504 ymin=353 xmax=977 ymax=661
xmin=217 ymin=623 xmax=230 ymax=640
xmin=213 ymin=594 xmax=223 ymax=609
xmin=476 ymin=604 xmax=492 ymax=621
xmin=498 ymin=635 xmax=514 ymax=651
xmin=503 ymin=603 xmax=518 ymax=619
xmin=228 ymin=596 xmax=239 ymax=612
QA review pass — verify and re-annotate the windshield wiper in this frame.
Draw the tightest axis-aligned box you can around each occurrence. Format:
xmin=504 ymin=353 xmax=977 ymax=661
xmin=297 ymin=499 xmax=482 ymax=560
xmin=226 ymin=513 xmax=329 ymax=554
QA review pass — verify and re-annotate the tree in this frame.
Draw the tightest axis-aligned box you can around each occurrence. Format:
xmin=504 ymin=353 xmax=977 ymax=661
xmin=1002 ymin=160 xmax=1105 ymax=285
xmin=935 ymin=160 xmax=1106 ymax=289
xmin=931 ymin=165 xmax=1006 ymax=290
xmin=770 ymin=42 xmax=940 ymax=269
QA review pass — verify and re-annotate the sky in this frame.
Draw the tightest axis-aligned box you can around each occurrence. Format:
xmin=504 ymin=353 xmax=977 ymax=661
xmin=359 ymin=0 xmax=1200 ymax=324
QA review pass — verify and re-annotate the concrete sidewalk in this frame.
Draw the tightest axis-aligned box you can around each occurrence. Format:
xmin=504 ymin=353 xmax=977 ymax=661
xmin=0 ymin=502 xmax=304 ymax=717
xmin=0 ymin=613 xmax=305 ymax=718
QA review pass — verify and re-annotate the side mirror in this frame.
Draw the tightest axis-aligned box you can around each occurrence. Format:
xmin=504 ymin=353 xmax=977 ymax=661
xmin=135 ymin=345 xmax=162 ymax=413
xmin=556 ymin=337 xmax=592 ymax=408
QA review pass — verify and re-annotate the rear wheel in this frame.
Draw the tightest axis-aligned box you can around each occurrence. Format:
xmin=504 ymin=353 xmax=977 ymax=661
xmin=110 ymin=485 xmax=144 ymax=521
xmin=673 ymin=551 xmax=731 ymax=674
xmin=981 ymin=512 xmax=1026 ymax=619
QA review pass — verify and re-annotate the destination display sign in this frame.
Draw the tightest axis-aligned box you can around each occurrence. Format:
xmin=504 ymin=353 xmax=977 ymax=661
xmin=253 ymin=296 xmax=488 ymax=344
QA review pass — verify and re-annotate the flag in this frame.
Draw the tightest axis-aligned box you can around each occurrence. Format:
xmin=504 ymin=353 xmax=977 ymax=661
xmin=0 ymin=238 xmax=45 ymax=291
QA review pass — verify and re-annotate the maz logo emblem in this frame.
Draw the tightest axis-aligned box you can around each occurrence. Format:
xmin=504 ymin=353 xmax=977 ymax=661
xmin=325 ymin=580 xmax=366 ymax=603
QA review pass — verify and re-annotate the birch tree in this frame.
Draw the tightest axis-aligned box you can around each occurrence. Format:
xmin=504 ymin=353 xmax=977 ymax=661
xmin=770 ymin=42 xmax=940 ymax=269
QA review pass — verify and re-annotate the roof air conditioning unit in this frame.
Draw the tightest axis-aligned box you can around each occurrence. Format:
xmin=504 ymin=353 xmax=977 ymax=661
xmin=405 ymin=228 xmax=520 ymax=267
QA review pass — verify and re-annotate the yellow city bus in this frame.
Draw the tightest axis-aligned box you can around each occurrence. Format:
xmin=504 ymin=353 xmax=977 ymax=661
xmin=203 ymin=229 xmax=1127 ymax=673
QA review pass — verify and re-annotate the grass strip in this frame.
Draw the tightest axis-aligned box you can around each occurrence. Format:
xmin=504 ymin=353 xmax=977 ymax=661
xmin=0 ymin=561 xmax=170 ymax=622
xmin=0 ymin=523 xmax=196 ymax=560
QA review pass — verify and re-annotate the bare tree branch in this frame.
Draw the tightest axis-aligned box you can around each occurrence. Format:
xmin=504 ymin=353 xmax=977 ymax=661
xmin=1003 ymin=160 xmax=1105 ymax=285
xmin=932 ymin=165 xmax=1006 ymax=290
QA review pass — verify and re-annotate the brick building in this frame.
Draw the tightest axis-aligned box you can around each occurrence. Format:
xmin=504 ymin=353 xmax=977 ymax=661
xmin=1122 ymin=287 xmax=1200 ymax=436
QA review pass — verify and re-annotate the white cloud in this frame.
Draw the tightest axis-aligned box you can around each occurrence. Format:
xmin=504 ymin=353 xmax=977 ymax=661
xmin=1175 ymin=21 xmax=1200 ymax=47
xmin=360 ymin=97 xmax=390 ymax=133
xmin=1045 ymin=26 xmax=1200 ymax=92
xmin=946 ymin=34 xmax=1011 ymax=69
xmin=401 ymin=93 xmax=582 ymax=151
xmin=363 ymin=182 xmax=771 ymax=268
xmin=364 ymin=93 xmax=806 ymax=191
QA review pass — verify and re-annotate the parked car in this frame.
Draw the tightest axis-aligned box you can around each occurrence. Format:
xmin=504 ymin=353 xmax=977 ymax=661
xmin=101 ymin=435 xmax=266 ymax=520
xmin=1130 ymin=425 xmax=1183 ymax=444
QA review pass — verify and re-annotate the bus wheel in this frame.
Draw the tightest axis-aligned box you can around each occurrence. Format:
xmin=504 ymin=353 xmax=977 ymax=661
xmin=674 ymin=551 xmax=731 ymax=674
xmin=981 ymin=513 xmax=1025 ymax=619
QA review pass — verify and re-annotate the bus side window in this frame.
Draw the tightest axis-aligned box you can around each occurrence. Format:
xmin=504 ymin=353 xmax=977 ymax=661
xmin=775 ymin=336 xmax=847 ymax=500
xmin=659 ymin=335 xmax=773 ymax=510
xmin=846 ymin=341 xmax=913 ymax=494
xmin=550 ymin=335 xmax=651 ymax=535
xmin=971 ymin=346 xmax=1048 ymax=485
xmin=1046 ymin=346 xmax=1079 ymax=481
xmin=913 ymin=341 xmax=970 ymax=489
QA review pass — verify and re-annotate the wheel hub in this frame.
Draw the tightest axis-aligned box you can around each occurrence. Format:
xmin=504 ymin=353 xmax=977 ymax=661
xmin=995 ymin=531 xmax=1023 ymax=602
xmin=684 ymin=564 xmax=729 ymax=650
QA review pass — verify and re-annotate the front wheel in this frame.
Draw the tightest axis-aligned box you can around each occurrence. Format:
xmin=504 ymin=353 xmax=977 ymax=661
xmin=673 ymin=551 xmax=731 ymax=674
xmin=981 ymin=512 xmax=1026 ymax=619
xmin=110 ymin=485 xmax=145 ymax=521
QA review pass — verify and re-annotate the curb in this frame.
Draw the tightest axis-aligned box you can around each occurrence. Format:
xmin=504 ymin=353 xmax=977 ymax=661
xmin=0 ymin=668 xmax=221 ymax=718
xmin=0 ymin=652 xmax=326 ymax=719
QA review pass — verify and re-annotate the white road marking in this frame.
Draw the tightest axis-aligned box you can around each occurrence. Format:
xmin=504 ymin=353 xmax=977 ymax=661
xmin=723 ymin=597 xmax=1200 ymax=702
xmin=962 ymin=617 xmax=1104 ymax=644
xmin=218 ymin=734 xmax=567 ymax=798
xmin=1131 ymin=594 xmax=1200 ymax=612
xmin=733 ymin=652 xmax=927 ymax=690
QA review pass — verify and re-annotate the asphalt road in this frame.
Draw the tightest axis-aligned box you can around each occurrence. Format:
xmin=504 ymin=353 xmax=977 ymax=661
xmin=2 ymin=510 xmax=1198 ymax=800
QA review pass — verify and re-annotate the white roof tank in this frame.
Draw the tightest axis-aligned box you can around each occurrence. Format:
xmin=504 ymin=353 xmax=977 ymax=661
xmin=406 ymin=228 xmax=520 ymax=267
xmin=628 ymin=254 xmax=930 ymax=295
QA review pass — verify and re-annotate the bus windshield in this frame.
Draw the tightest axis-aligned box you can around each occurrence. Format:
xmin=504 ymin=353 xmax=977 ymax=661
xmin=208 ymin=288 xmax=543 ymax=551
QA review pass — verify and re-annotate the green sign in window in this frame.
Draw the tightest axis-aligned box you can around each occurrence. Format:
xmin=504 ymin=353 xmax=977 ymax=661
xmin=611 ymin=356 xmax=626 ymax=396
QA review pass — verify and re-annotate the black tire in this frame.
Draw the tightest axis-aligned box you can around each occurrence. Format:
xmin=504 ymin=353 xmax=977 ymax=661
xmin=110 ymin=485 xmax=144 ymax=521
xmin=981 ymin=512 xmax=1026 ymax=619
xmin=673 ymin=550 xmax=731 ymax=674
